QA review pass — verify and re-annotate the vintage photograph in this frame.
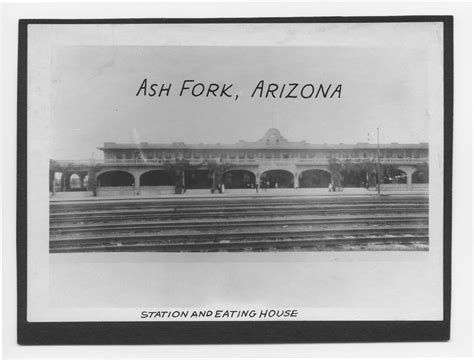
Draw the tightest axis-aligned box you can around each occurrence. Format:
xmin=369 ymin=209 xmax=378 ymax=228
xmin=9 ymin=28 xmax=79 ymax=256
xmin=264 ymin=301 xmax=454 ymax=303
xmin=20 ymin=18 xmax=450 ymax=340
xmin=48 ymin=45 xmax=430 ymax=253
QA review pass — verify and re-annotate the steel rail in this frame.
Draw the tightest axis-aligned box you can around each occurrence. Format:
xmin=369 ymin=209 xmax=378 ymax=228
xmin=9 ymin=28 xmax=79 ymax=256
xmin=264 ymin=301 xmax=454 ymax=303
xmin=50 ymin=199 xmax=429 ymax=213
xmin=50 ymin=234 xmax=429 ymax=253
xmin=50 ymin=207 xmax=429 ymax=224
xmin=50 ymin=224 xmax=428 ymax=245
xmin=50 ymin=203 xmax=429 ymax=216
xmin=50 ymin=197 xmax=428 ymax=209
xmin=50 ymin=215 xmax=428 ymax=234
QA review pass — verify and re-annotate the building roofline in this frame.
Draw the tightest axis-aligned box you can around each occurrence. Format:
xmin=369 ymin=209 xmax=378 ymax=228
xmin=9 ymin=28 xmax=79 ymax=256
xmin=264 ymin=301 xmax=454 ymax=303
xmin=98 ymin=143 xmax=429 ymax=151
xmin=98 ymin=128 xmax=428 ymax=151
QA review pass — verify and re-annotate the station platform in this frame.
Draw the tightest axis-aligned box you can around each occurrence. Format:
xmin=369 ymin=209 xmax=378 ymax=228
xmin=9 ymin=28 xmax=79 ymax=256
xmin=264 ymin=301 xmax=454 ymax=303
xmin=50 ymin=187 xmax=428 ymax=202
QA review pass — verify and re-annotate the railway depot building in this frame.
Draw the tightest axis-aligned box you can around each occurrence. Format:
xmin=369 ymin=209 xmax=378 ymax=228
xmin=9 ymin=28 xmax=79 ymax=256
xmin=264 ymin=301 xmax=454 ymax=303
xmin=50 ymin=128 xmax=429 ymax=196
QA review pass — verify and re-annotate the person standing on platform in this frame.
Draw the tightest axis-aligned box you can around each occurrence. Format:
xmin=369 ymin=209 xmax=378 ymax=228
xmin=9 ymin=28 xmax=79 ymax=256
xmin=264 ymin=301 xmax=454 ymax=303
xmin=328 ymin=182 xmax=332 ymax=192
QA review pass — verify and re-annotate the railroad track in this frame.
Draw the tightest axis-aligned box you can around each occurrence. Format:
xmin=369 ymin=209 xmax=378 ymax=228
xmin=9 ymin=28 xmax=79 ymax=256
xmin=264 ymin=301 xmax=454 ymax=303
xmin=50 ymin=214 xmax=428 ymax=235
xmin=49 ymin=195 xmax=429 ymax=253
xmin=50 ymin=204 xmax=428 ymax=224
xmin=51 ymin=235 xmax=428 ymax=253
xmin=50 ymin=196 xmax=428 ymax=213
xmin=50 ymin=225 xmax=428 ymax=253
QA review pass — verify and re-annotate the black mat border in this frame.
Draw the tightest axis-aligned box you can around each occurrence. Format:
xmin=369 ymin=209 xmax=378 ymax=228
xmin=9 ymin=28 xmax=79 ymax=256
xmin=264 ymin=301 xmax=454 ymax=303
xmin=17 ymin=16 xmax=453 ymax=345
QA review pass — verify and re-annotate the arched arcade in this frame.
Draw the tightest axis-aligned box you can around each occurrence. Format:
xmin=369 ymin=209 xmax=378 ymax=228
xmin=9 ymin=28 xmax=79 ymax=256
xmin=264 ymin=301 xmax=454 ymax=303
xmin=260 ymin=169 xmax=294 ymax=188
xmin=298 ymin=169 xmax=331 ymax=188
xmin=222 ymin=170 xmax=256 ymax=189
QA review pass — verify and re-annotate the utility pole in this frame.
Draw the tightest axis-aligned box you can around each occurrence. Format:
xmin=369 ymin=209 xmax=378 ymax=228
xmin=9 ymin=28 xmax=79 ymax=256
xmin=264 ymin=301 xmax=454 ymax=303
xmin=377 ymin=127 xmax=381 ymax=195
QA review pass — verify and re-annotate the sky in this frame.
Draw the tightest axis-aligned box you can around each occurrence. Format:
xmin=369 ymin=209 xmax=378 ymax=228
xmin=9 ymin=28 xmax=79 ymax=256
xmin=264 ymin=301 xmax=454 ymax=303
xmin=51 ymin=45 xmax=431 ymax=160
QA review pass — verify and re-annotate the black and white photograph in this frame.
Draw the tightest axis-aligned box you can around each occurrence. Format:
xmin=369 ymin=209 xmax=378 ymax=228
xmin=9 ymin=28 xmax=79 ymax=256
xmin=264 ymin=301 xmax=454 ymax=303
xmin=13 ymin=12 xmax=458 ymax=346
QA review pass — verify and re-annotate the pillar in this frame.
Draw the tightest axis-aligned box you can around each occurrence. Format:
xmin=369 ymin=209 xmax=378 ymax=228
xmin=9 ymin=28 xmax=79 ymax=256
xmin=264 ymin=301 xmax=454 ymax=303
xmin=407 ymin=171 xmax=412 ymax=190
xmin=397 ymin=166 xmax=416 ymax=191
xmin=88 ymin=168 xmax=98 ymax=196
xmin=294 ymin=171 xmax=299 ymax=189
xmin=64 ymin=172 xmax=71 ymax=191
xmin=134 ymin=173 xmax=140 ymax=195
xmin=60 ymin=173 xmax=65 ymax=192
xmin=80 ymin=174 xmax=85 ymax=189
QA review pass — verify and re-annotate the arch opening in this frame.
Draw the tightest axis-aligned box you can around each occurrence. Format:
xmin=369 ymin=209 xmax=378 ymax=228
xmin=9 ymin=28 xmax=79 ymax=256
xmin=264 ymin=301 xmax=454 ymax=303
xmin=299 ymin=169 xmax=331 ymax=188
xmin=412 ymin=170 xmax=429 ymax=184
xmin=69 ymin=173 xmax=82 ymax=189
xmin=261 ymin=170 xmax=294 ymax=188
xmin=383 ymin=169 xmax=407 ymax=184
xmin=53 ymin=171 xmax=64 ymax=192
xmin=97 ymin=171 xmax=134 ymax=187
xmin=184 ymin=169 xmax=213 ymax=189
xmin=140 ymin=170 xmax=174 ymax=186
xmin=222 ymin=170 xmax=256 ymax=189
xmin=340 ymin=169 xmax=375 ymax=188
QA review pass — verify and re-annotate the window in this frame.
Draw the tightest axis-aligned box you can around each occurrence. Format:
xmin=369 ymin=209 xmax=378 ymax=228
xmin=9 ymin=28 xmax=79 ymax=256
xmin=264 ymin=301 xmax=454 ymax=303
xmin=265 ymin=151 xmax=272 ymax=159
xmin=283 ymin=153 xmax=289 ymax=159
xmin=247 ymin=152 xmax=255 ymax=159
xmin=116 ymin=153 xmax=123 ymax=159
xmin=238 ymin=152 xmax=245 ymax=159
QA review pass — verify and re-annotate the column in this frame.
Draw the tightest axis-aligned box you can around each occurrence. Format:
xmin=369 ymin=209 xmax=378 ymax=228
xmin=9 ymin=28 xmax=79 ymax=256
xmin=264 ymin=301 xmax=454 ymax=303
xmin=256 ymin=171 xmax=260 ymax=192
xmin=406 ymin=170 xmax=413 ymax=190
xmin=88 ymin=168 xmax=98 ymax=196
xmin=294 ymin=171 xmax=299 ymax=189
xmin=134 ymin=173 xmax=140 ymax=195
xmin=182 ymin=170 xmax=185 ymax=193
xmin=60 ymin=173 xmax=65 ymax=192
xmin=64 ymin=172 xmax=71 ymax=191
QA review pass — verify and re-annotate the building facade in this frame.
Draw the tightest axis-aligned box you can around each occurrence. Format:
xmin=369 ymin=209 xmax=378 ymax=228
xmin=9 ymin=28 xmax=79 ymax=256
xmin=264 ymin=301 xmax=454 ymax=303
xmin=50 ymin=128 xmax=429 ymax=196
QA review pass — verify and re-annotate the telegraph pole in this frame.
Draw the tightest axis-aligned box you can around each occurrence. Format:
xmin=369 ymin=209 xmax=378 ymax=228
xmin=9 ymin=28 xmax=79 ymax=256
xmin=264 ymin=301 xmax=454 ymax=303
xmin=377 ymin=127 xmax=381 ymax=195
